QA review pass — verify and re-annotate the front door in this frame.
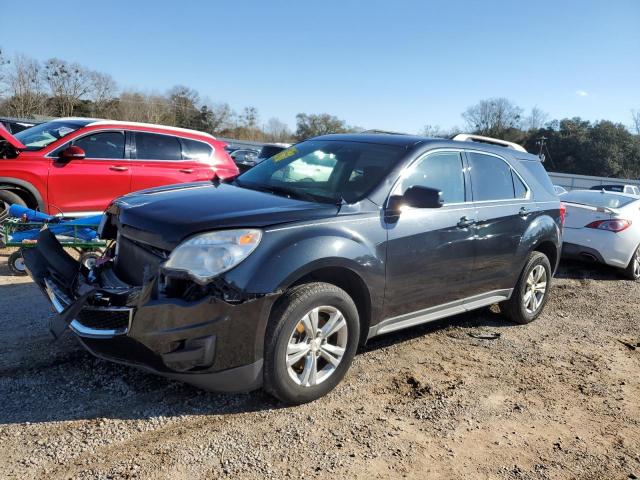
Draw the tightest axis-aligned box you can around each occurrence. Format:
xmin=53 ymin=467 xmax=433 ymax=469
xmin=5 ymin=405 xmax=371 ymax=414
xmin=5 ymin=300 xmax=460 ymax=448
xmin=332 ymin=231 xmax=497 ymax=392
xmin=47 ymin=131 xmax=131 ymax=215
xmin=383 ymin=150 xmax=477 ymax=320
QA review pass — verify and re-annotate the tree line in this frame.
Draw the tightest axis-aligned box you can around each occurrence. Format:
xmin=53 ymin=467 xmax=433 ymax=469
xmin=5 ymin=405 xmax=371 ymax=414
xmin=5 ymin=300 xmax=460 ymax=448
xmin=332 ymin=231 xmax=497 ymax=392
xmin=1 ymin=49 xmax=639 ymax=178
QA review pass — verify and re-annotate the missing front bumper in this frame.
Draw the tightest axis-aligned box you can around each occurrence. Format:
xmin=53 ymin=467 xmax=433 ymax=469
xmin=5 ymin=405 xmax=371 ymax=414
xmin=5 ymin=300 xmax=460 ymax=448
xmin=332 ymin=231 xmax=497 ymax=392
xmin=22 ymin=228 xmax=280 ymax=392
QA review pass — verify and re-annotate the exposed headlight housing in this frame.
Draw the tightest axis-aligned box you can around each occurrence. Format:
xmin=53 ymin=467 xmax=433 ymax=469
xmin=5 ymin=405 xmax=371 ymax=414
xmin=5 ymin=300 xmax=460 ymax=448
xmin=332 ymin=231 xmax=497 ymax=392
xmin=163 ymin=229 xmax=262 ymax=283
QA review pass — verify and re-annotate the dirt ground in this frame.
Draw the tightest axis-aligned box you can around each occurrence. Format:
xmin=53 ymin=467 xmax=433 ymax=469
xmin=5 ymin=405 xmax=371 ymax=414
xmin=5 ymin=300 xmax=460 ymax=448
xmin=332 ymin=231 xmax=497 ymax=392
xmin=0 ymin=248 xmax=638 ymax=480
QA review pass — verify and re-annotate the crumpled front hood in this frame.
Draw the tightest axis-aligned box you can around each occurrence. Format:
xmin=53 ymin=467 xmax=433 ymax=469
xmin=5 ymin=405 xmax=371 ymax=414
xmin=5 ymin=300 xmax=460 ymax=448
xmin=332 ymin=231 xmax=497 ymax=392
xmin=113 ymin=181 xmax=339 ymax=250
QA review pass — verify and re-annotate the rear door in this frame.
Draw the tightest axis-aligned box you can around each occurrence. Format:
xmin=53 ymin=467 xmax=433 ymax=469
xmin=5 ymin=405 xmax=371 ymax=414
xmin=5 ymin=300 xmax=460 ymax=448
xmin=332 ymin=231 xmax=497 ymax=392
xmin=465 ymin=151 xmax=534 ymax=296
xmin=47 ymin=130 xmax=130 ymax=214
xmin=129 ymin=132 xmax=214 ymax=192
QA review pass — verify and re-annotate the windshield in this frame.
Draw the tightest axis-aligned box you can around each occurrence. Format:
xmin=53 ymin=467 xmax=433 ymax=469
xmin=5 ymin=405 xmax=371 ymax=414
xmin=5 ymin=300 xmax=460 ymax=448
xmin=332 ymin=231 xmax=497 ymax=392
xmin=236 ymin=140 xmax=404 ymax=203
xmin=563 ymin=190 xmax=637 ymax=209
xmin=14 ymin=121 xmax=85 ymax=151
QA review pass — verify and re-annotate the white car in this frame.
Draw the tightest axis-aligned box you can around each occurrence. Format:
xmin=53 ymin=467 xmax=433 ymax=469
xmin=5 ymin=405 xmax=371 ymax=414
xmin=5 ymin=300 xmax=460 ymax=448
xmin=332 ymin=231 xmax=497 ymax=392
xmin=561 ymin=190 xmax=640 ymax=280
xmin=553 ymin=185 xmax=568 ymax=196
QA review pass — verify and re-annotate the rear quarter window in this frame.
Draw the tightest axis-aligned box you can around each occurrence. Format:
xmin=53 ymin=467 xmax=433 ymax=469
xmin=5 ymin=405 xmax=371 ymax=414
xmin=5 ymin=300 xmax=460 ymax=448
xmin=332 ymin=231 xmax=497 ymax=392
xmin=182 ymin=138 xmax=213 ymax=161
xmin=519 ymin=160 xmax=556 ymax=197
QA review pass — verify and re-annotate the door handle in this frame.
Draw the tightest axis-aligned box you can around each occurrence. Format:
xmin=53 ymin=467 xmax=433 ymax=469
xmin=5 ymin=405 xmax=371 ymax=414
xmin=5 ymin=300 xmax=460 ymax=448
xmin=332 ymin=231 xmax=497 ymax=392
xmin=457 ymin=216 xmax=476 ymax=228
xmin=179 ymin=168 xmax=195 ymax=174
xmin=519 ymin=207 xmax=531 ymax=218
xmin=109 ymin=166 xmax=128 ymax=172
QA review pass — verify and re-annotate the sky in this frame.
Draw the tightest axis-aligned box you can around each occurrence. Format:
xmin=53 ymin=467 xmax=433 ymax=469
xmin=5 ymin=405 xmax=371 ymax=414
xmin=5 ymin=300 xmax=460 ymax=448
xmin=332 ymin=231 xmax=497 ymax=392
xmin=1 ymin=0 xmax=639 ymax=133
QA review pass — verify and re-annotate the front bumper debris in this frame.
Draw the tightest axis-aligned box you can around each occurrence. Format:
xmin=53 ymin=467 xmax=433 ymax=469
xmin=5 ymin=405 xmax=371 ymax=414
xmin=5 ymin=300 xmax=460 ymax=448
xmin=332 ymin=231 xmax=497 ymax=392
xmin=22 ymin=228 xmax=280 ymax=393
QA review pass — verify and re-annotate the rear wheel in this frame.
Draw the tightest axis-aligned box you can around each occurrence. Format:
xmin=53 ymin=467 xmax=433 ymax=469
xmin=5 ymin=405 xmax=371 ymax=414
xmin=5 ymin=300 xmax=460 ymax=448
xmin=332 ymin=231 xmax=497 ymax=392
xmin=623 ymin=245 xmax=640 ymax=281
xmin=8 ymin=251 xmax=27 ymax=276
xmin=501 ymin=251 xmax=552 ymax=324
xmin=263 ymin=282 xmax=360 ymax=404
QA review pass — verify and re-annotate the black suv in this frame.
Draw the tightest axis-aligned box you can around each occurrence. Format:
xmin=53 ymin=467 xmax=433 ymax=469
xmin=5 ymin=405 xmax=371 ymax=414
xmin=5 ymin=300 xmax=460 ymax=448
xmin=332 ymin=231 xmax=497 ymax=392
xmin=24 ymin=133 xmax=562 ymax=404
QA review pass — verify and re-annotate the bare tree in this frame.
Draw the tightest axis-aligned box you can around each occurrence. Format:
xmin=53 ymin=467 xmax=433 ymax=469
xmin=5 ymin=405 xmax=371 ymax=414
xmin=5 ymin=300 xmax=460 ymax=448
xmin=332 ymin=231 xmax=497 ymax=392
xmin=5 ymin=54 xmax=47 ymax=118
xmin=420 ymin=124 xmax=447 ymax=138
xmin=116 ymin=91 xmax=171 ymax=124
xmin=89 ymin=71 xmax=118 ymax=117
xmin=0 ymin=48 xmax=9 ymax=96
xmin=265 ymin=117 xmax=291 ymax=142
xmin=462 ymin=98 xmax=523 ymax=137
xmin=523 ymin=107 xmax=549 ymax=131
xmin=43 ymin=58 xmax=91 ymax=116
xmin=206 ymin=102 xmax=234 ymax=134
xmin=632 ymin=110 xmax=640 ymax=135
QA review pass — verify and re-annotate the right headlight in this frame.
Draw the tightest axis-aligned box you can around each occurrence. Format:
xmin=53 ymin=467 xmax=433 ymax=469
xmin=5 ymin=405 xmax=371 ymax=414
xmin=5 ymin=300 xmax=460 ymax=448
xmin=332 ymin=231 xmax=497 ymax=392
xmin=163 ymin=229 xmax=262 ymax=284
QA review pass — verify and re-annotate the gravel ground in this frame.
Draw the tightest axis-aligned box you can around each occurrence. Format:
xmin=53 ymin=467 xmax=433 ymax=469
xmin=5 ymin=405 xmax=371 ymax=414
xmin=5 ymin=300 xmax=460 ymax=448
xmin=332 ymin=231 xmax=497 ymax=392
xmin=0 ymin=248 xmax=638 ymax=479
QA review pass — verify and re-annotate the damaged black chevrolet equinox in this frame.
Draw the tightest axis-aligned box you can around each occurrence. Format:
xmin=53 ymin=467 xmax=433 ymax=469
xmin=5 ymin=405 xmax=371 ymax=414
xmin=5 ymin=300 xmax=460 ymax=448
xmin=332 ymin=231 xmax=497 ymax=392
xmin=24 ymin=133 xmax=563 ymax=404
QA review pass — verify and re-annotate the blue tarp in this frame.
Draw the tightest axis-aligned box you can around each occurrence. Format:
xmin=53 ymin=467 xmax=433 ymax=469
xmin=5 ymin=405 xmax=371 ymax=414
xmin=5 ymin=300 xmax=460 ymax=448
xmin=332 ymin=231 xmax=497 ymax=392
xmin=5 ymin=204 xmax=103 ymax=243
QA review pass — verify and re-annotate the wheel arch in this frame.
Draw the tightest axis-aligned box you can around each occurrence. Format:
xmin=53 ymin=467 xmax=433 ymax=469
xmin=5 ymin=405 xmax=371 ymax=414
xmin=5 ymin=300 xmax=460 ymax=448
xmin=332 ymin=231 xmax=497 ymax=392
xmin=0 ymin=178 xmax=45 ymax=210
xmin=286 ymin=265 xmax=373 ymax=346
xmin=519 ymin=213 xmax=562 ymax=274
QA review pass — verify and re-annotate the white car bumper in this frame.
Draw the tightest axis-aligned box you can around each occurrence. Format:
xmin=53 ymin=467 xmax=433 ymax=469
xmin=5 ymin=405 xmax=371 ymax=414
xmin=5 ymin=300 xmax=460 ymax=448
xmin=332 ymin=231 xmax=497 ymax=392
xmin=562 ymin=227 xmax=637 ymax=268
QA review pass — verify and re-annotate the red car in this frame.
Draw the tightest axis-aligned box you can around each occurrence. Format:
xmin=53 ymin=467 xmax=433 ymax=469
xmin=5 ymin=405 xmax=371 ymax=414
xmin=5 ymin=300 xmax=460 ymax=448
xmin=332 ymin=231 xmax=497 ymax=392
xmin=0 ymin=118 xmax=238 ymax=216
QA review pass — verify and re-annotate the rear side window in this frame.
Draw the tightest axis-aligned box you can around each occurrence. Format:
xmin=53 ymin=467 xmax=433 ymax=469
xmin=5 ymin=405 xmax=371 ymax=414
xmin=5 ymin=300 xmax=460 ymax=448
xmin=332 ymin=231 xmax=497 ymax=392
xmin=468 ymin=152 xmax=515 ymax=201
xmin=521 ymin=160 xmax=556 ymax=196
xmin=135 ymin=132 xmax=182 ymax=160
xmin=182 ymin=138 xmax=213 ymax=161
xmin=73 ymin=131 xmax=125 ymax=159
xmin=397 ymin=151 xmax=466 ymax=204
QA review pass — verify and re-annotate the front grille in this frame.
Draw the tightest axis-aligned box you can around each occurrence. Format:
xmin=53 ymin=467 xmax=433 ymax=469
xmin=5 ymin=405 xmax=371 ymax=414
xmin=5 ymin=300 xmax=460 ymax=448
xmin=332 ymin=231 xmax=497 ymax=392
xmin=114 ymin=234 xmax=167 ymax=286
xmin=76 ymin=307 xmax=132 ymax=332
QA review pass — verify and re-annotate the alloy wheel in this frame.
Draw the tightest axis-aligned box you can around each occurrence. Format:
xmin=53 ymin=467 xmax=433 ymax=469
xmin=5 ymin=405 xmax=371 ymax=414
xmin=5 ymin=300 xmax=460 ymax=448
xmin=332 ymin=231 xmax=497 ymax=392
xmin=523 ymin=265 xmax=547 ymax=314
xmin=285 ymin=306 xmax=348 ymax=387
xmin=634 ymin=249 xmax=640 ymax=278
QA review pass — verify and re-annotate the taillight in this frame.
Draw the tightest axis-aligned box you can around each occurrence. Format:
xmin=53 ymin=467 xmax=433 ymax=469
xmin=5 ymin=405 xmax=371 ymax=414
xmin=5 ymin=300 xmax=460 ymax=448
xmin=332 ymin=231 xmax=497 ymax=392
xmin=559 ymin=203 xmax=566 ymax=228
xmin=585 ymin=219 xmax=632 ymax=232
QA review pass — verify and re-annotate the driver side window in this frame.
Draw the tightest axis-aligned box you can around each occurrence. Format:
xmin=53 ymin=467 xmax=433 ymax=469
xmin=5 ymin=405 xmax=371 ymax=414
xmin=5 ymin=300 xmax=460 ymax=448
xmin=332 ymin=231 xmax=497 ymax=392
xmin=396 ymin=151 xmax=466 ymax=204
xmin=73 ymin=131 xmax=125 ymax=159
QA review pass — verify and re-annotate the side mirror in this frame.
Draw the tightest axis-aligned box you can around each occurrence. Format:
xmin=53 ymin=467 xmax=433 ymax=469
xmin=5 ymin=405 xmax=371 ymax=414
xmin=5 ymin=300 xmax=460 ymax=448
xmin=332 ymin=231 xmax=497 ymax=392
xmin=59 ymin=146 xmax=85 ymax=161
xmin=388 ymin=186 xmax=444 ymax=212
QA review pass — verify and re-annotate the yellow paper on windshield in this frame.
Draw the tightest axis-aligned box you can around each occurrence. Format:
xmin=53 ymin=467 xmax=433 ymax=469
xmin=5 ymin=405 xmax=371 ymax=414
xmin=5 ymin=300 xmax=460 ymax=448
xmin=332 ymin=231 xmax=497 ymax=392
xmin=272 ymin=147 xmax=297 ymax=162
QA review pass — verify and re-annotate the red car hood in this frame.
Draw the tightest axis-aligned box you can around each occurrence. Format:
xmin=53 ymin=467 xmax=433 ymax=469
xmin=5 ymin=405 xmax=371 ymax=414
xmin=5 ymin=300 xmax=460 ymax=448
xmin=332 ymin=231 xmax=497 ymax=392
xmin=0 ymin=123 xmax=26 ymax=150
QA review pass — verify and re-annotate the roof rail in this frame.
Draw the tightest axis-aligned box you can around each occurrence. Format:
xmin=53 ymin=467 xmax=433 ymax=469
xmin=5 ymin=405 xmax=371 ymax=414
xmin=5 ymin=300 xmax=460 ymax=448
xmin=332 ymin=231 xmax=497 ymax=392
xmin=452 ymin=133 xmax=527 ymax=153
xmin=360 ymin=129 xmax=410 ymax=136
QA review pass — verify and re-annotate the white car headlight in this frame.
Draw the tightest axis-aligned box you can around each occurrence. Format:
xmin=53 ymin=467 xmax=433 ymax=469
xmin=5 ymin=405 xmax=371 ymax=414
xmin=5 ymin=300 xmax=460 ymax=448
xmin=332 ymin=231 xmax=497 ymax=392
xmin=163 ymin=229 xmax=262 ymax=283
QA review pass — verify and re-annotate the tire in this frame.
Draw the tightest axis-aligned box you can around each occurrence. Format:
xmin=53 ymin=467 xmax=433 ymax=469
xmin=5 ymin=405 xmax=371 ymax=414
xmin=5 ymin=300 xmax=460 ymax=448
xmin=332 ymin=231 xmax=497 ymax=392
xmin=0 ymin=190 xmax=26 ymax=217
xmin=8 ymin=250 xmax=28 ymax=276
xmin=622 ymin=245 xmax=640 ymax=281
xmin=501 ymin=251 xmax=552 ymax=324
xmin=263 ymin=282 xmax=360 ymax=404
xmin=79 ymin=252 xmax=101 ymax=270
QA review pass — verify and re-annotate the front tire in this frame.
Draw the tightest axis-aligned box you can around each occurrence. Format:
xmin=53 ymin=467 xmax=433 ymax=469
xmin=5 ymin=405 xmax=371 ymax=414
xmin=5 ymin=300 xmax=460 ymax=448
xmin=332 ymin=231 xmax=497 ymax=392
xmin=263 ymin=282 xmax=360 ymax=404
xmin=623 ymin=245 xmax=640 ymax=281
xmin=0 ymin=190 xmax=26 ymax=218
xmin=502 ymin=251 xmax=552 ymax=324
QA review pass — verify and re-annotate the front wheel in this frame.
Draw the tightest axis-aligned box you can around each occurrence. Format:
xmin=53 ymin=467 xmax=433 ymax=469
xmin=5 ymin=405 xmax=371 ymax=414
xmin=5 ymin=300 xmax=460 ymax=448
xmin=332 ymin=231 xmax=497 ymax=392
xmin=263 ymin=282 xmax=360 ymax=404
xmin=501 ymin=251 xmax=552 ymax=324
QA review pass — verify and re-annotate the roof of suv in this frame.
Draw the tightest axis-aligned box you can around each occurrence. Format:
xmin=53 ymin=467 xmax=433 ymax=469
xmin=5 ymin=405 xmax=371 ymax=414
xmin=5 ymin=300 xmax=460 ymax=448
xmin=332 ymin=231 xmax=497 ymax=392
xmin=313 ymin=133 xmax=541 ymax=160
xmin=52 ymin=117 xmax=216 ymax=139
